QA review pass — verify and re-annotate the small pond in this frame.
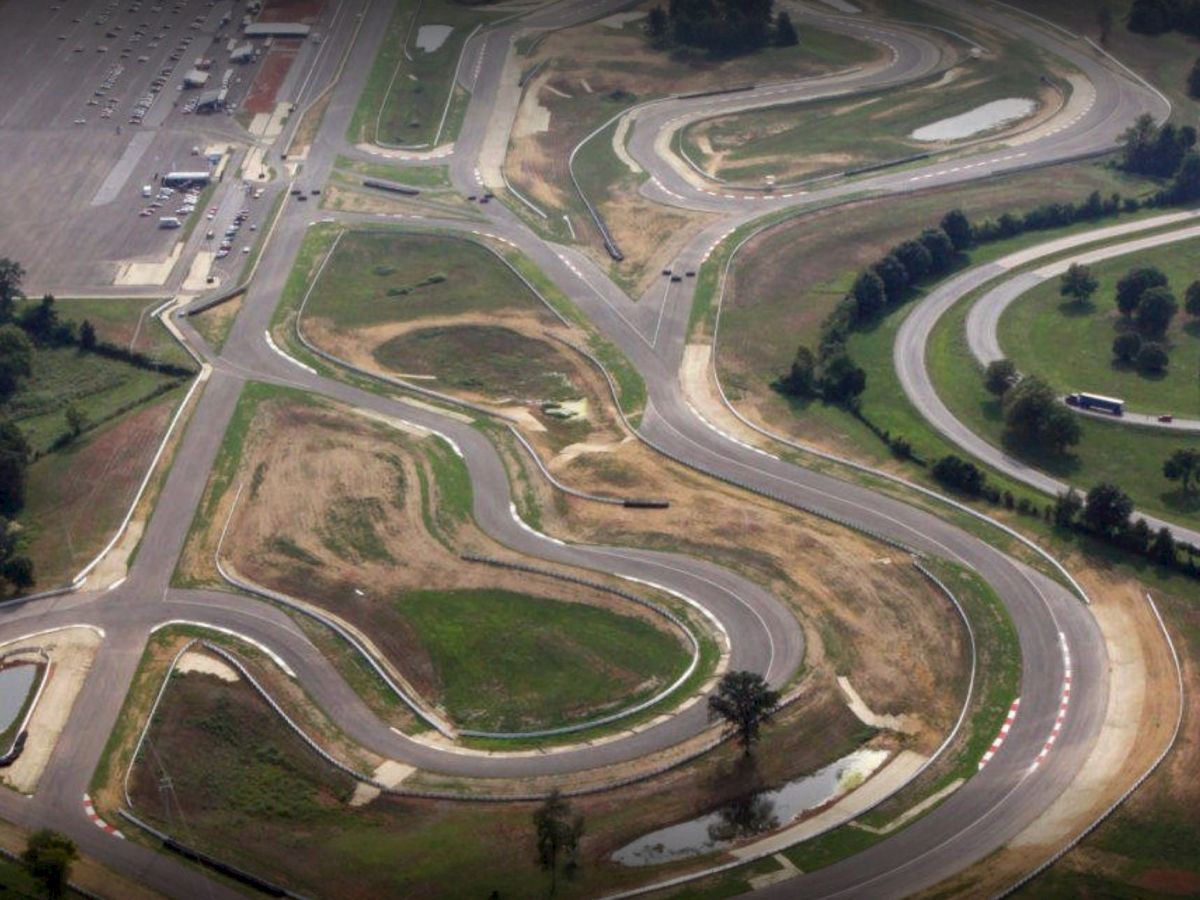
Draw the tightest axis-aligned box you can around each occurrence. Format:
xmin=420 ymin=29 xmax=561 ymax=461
xmin=911 ymin=98 xmax=1037 ymax=142
xmin=0 ymin=664 xmax=38 ymax=735
xmin=416 ymin=24 xmax=453 ymax=53
xmin=611 ymin=748 xmax=889 ymax=866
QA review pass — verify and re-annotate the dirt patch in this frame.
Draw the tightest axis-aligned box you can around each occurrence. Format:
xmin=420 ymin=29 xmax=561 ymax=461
xmin=191 ymin=294 xmax=243 ymax=351
xmin=245 ymin=45 xmax=299 ymax=116
xmin=289 ymin=89 xmax=332 ymax=157
xmin=2 ymin=626 xmax=102 ymax=794
xmin=178 ymin=650 xmax=240 ymax=682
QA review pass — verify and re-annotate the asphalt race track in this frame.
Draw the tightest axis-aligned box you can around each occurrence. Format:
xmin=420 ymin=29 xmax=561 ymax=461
xmin=0 ymin=0 xmax=1179 ymax=897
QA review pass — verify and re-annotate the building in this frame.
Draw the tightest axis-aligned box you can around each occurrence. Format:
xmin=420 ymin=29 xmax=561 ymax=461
xmin=243 ymin=23 xmax=311 ymax=38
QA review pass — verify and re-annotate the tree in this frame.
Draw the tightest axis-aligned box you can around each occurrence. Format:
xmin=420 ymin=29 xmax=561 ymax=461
xmin=1002 ymin=375 xmax=1081 ymax=453
xmin=781 ymin=345 xmax=816 ymax=397
xmin=79 ymin=319 xmax=97 ymax=351
xmin=1112 ymin=331 xmax=1143 ymax=363
xmin=1059 ymin=263 xmax=1098 ymax=305
xmin=533 ymin=791 xmax=583 ymax=896
xmin=1150 ymin=526 xmax=1178 ymax=565
xmin=709 ymin=670 xmax=780 ymax=754
xmin=984 ymin=358 xmax=1018 ymax=396
xmin=22 ymin=829 xmax=77 ymax=900
xmin=1098 ymin=0 xmax=1115 ymax=43
xmin=19 ymin=294 xmax=59 ymax=345
xmin=872 ymin=255 xmax=909 ymax=300
xmin=1137 ymin=341 xmax=1170 ymax=372
xmin=0 ymin=326 xmax=32 ymax=401
xmin=1083 ymin=482 xmax=1134 ymax=535
xmin=0 ymin=419 xmax=29 ymax=517
xmin=1186 ymin=280 xmax=1200 ymax=317
xmin=940 ymin=209 xmax=973 ymax=251
xmin=1191 ymin=57 xmax=1200 ymax=98
xmin=64 ymin=404 xmax=86 ymax=440
xmin=0 ymin=259 xmax=24 ymax=324
xmin=851 ymin=270 xmax=886 ymax=319
xmin=1053 ymin=487 xmax=1083 ymax=527
xmin=893 ymin=240 xmax=933 ymax=283
xmin=774 ymin=10 xmax=798 ymax=46
xmin=1163 ymin=447 xmax=1200 ymax=492
xmin=1115 ymin=266 xmax=1167 ymax=317
xmin=645 ymin=5 xmax=668 ymax=44
xmin=1134 ymin=285 xmax=1178 ymax=336
xmin=1160 ymin=150 xmax=1200 ymax=203
xmin=819 ymin=354 xmax=866 ymax=407
xmin=1128 ymin=0 xmax=1173 ymax=34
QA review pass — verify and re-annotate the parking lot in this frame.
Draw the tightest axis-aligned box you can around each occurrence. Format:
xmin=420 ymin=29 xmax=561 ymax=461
xmin=0 ymin=0 xmax=317 ymax=290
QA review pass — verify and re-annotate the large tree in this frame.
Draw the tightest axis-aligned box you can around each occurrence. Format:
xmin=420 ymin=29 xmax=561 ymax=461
xmin=1115 ymin=266 xmax=1167 ymax=317
xmin=533 ymin=790 xmax=583 ymax=896
xmin=0 ymin=259 xmax=23 ymax=324
xmin=939 ymin=209 xmax=973 ymax=251
xmin=708 ymin=670 xmax=781 ymax=755
xmin=780 ymin=345 xmax=816 ymax=397
xmin=1134 ymin=285 xmax=1178 ymax=337
xmin=1185 ymin=279 xmax=1200 ymax=317
xmin=1083 ymin=483 xmax=1134 ymax=536
xmin=1002 ymin=375 xmax=1081 ymax=454
xmin=22 ymin=830 xmax=77 ymax=900
xmin=0 ymin=326 xmax=32 ymax=401
xmin=1164 ymin=447 xmax=1200 ymax=493
xmin=819 ymin=353 xmax=866 ymax=407
xmin=0 ymin=419 xmax=29 ymax=517
xmin=1059 ymin=263 xmax=1098 ymax=305
xmin=1112 ymin=331 xmax=1143 ymax=363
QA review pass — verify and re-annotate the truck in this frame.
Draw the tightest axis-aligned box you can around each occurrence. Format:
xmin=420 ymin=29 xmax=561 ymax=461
xmin=158 ymin=216 xmax=181 ymax=229
xmin=1066 ymin=392 xmax=1124 ymax=416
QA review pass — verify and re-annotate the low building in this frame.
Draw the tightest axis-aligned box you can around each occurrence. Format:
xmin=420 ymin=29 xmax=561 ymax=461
xmin=243 ymin=22 xmax=311 ymax=38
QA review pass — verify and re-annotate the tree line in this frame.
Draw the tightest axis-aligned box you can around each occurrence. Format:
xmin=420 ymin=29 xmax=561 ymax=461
xmin=0 ymin=258 xmax=194 ymax=593
xmin=644 ymin=0 xmax=798 ymax=56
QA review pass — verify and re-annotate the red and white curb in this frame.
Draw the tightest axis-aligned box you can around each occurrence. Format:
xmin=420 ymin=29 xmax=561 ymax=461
xmin=979 ymin=697 xmax=1021 ymax=769
xmin=82 ymin=793 xmax=124 ymax=839
xmin=1030 ymin=632 xmax=1072 ymax=772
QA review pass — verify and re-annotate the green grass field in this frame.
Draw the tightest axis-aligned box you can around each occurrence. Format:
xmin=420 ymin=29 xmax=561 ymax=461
xmin=333 ymin=154 xmax=451 ymax=188
xmin=347 ymin=0 xmax=496 ymax=148
xmin=304 ymin=231 xmax=554 ymax=328
xmin=374 ymin=325 xmax=581 ymax=402
xmin=394 ymin=587 xmax=690 ymax=732
xmin=998 ymin=238 xmax=1200 ymax=418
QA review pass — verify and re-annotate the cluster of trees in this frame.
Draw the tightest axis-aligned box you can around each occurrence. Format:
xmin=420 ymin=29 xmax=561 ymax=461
xmin=644 ymin=0 xmax=798 ymax=55
xmin=1117 ymin=115 xmax=1200 ymax=205
xmin=22 ymin=829 xmax=78 ymax=899
xmin=989 ymin=372 xmax=1082 ymax=455
xmin=1110 ymin=266 xmax=1200 ymax=374
xmin=1128 ymin=0 xmax=1200 ymax=35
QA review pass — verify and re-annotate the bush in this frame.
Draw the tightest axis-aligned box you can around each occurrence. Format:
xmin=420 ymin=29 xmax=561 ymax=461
xmin=932 ymin=454 xmax=987 ymax=496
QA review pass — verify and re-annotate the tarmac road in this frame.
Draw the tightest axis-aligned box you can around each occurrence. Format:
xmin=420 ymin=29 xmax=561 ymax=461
xmin=0 ymin=0 xmax=1172 ymax=897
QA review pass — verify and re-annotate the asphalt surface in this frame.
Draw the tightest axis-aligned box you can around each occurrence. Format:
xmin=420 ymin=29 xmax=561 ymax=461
xmin=0 ymin=0 xmax=1173 ymax=897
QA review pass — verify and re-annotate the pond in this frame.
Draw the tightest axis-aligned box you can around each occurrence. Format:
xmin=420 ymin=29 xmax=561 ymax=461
xmin=0 ymin=664 xmax=38 ymax=736
xmin=611 ymin=748 xmax=890 ymax=866
xmin=911 ymin=98 xmax=1037 ymax=142
xmin=416 ymin=24 xmax=453 ymax=53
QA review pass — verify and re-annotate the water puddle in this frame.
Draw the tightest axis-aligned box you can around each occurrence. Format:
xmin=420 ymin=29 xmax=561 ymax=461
xmin=0 ymin=665 xmax=37 ymax=735
xmin=911 ymin=98 xmax=1037 ymax=142
xmin=612 ymin=748 xmax=889 ymax=866
xmin=416 ymin=24 xmax=453 ymax=53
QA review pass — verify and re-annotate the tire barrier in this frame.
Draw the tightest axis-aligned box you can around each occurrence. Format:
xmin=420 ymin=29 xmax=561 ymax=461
xmin=362 ymin=178 xmax=420 ymax=196
xmin=843 ymin=151 xmax=932 ymax=176
xmin=623 ymin=498 xmax=670 ymax=509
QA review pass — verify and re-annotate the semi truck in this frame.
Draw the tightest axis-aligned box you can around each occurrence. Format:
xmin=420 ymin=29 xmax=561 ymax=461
xmin=1066 ymin=392 xmax=1124 ymax=416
